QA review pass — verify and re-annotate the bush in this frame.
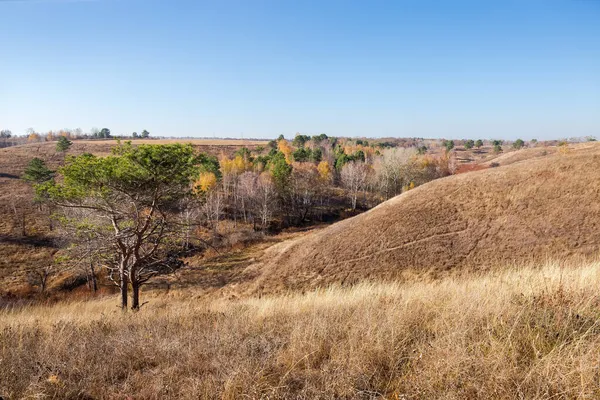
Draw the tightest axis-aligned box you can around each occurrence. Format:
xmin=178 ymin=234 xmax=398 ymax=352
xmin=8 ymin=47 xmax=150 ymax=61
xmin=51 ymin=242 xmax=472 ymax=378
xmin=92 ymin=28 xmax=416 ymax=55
xmin=513 ymin=139 xmax=525 ymax=149
xmin=56 ymin=136 xmax=72 ymax=152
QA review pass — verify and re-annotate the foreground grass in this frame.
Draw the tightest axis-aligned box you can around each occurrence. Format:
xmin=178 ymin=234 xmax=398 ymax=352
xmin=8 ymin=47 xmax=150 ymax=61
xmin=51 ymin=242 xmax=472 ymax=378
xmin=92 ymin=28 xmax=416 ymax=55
xmin=3 ymin=261 xmax=600 ymax=399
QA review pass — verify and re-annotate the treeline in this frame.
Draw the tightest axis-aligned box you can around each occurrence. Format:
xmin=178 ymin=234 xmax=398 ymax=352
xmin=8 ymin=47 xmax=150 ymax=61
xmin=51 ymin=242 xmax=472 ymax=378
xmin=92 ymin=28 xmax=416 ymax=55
xmin=0 ymin=127 xmax=150 ymax=148
xmin=192 ymin=134 xmax=454 ymax=232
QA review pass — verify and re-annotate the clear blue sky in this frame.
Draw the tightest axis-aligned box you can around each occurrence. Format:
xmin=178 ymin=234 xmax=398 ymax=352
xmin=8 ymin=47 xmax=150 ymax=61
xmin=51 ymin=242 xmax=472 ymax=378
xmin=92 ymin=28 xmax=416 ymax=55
xmin=1 ymin=0 xmax=598 ymax=140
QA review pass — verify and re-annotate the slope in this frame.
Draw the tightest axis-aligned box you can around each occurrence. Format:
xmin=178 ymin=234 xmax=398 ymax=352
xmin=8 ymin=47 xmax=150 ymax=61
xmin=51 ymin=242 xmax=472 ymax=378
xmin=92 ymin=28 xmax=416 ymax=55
xmin=245 ymin=143 xmax=600 ymax=294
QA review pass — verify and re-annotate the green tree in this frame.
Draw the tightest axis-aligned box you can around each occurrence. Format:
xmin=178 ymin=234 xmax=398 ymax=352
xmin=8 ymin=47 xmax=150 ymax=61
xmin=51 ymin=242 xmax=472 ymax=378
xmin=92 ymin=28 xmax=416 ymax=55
xmin=141 ymin=130 xmax=150 ymax=138
xmin=132 ymin=132 xmax=139 ymax=138
xmin=292 ymin=134 xmax=310 ymax=147
xmin=36 ymin=143 xmax=201 ymax=310
xmin=292 ymin=147 xmax=311 ymax=162
xmin=417 ymin=145 xmax=428 ymax=155
xmin=464 ymin=139 xmax=475 ymax=150
xmin=443 ymin=140 xmax=455 ymax=151
xmin=310 ymin=148 xmax=323 ymax=163
xmin=56 ymin=136 xmax=72 ymax=152
xmin=22 ymin=158 xmax=54 ymax=184
xmin=475 ymin=139 xmax=484 ymax=148
xmin=353 ymin=149 xmax=366 ymax=162
xmin=0 ymin=129 xmax=11 ymax=138
xmin=99 ymin=128 xmax=111 ymax=139
xmin=493 ymin=144 xmax=503 ymax=154
xmin=513 ymin=139 xmax=525 ymax=149
xmin=269 ymin=151 xmax=292 ymax=192
xmin=234 ymin=147 xmax=252 ymax=161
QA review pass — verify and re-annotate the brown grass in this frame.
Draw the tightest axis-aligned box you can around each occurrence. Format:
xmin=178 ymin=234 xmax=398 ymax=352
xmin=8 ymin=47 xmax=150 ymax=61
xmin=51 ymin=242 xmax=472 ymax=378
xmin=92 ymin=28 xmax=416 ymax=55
xmin=2 ymin=259 xmax=600 ymax=399
xmin=76 ymin=138 xmax=268 ymax=146
xmin=245 ymin=142 xmax=600 ymax=295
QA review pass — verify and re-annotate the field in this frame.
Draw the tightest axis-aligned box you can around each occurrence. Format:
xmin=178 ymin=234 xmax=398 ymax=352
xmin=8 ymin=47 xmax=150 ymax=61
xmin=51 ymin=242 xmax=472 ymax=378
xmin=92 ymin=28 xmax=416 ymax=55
xmin=75 ymin=138 xmax=268 ymax=146
xmin=3 ymin=259 xmax=600 ymax=399
xmin=2 ymin=137 xmax=599 ymax=399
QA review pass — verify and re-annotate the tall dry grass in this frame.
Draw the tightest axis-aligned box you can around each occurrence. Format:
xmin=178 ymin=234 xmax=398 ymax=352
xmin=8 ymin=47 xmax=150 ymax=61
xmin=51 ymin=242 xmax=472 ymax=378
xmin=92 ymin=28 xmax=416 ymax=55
xmin=2 ymin=260 xmax=600 ymax=399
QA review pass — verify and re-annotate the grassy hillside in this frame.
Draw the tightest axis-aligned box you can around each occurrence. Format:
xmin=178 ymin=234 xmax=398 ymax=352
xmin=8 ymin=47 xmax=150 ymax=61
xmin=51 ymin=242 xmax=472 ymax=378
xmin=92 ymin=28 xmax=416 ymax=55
xmin=245 ymin=142 xmax=600 ymax=294
xmin=2 ymin=259 xmax=600 ymax=399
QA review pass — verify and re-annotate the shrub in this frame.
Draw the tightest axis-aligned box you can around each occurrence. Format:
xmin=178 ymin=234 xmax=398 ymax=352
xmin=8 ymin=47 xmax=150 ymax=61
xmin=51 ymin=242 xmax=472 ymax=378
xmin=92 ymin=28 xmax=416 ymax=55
xmin=513 ymin=139 xmax=525 ymax=149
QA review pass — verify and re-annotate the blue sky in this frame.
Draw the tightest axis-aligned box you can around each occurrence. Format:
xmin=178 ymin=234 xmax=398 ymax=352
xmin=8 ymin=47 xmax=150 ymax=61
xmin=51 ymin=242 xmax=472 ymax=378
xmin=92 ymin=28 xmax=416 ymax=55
xmin=0 ymin=0 xmax=598 ymax=140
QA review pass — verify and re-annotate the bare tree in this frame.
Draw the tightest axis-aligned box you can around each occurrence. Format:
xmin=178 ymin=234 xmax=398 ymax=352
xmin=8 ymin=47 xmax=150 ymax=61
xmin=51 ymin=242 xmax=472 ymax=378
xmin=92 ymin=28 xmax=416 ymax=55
xmin=341 ymin=161 xmax=370 ymax=210
xmin=27 ymin=264 xmax=55 ymax=294
xmin=202 ymin=189 xmax=224 ymax=235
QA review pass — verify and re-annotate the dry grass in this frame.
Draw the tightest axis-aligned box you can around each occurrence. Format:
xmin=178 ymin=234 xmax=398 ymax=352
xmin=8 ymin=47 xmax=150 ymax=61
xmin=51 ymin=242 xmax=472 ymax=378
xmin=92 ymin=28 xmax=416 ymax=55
xmin=247 ymin=142 xmax=600 ymax=294
xmin=3 ymin=259 xmax=600 ymax=399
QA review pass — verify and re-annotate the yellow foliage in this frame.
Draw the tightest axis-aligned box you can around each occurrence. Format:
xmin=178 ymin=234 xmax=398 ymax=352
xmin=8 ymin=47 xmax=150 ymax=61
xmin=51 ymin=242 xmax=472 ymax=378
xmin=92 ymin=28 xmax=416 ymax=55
xmin=27 ymin=133 xmax=41 ymax=142
xmin=278 ymin=139 xmax=293 ymax=164
xmin=195 ymin=172 xmax=217 ymax=192
xmin=317 ymin=161 xmax=331 ymax=181
xmin=220 ymin=154 xmax=252 ymax=175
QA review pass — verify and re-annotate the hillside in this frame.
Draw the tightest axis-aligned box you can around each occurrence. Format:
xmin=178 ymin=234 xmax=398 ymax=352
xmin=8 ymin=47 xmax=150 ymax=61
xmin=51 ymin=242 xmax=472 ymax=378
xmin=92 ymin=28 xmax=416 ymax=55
xmin=0 ymin=140 xmax=265 ymax=295
xmin=244 ymin=142 xmax=600 ymax=294
xmin=4 ymin=260 xmax=600 ymax=398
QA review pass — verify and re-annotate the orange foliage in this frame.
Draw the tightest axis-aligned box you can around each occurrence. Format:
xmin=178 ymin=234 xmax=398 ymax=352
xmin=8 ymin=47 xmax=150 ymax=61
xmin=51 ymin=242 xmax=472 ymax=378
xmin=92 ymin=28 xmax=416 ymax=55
xmin=278 ymin=139 xmax=293 ymax=164
xmin=317 ymin=161 xmax=332 ymax=182
xmin=27 ymin=133 xmax=41 ymax=142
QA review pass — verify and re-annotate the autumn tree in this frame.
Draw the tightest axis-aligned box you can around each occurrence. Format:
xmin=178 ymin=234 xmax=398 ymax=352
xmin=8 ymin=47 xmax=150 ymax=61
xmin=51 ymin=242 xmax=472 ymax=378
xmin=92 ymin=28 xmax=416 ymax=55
xmin=27 ymin=132 xmax=41 ymax=143
xmin=288 ymin=163 xmax=321 ymax=224
xmin=277 ymin=139 xmax=293 ymax=164
xmin=341 ymin=161 xmax=369 ymax=210
xmin=36 ymin=143 xmax=201 ymax=310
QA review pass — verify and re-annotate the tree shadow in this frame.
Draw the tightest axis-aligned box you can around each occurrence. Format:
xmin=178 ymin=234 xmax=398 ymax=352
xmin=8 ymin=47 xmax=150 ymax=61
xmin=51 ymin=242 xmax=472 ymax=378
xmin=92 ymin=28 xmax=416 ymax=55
xmin=0 ymin=235 xmax=57 ymax=248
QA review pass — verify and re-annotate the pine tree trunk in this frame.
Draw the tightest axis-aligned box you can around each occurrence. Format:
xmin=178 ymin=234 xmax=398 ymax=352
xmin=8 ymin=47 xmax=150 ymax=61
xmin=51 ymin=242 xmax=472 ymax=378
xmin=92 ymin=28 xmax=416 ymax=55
xmin=120 ymin=269 xmax=128 ymax=311
xmin=131 ymin=283 xmax=140 ymax=311
xmin=90 ymin=263 xmax=98 ymax=293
